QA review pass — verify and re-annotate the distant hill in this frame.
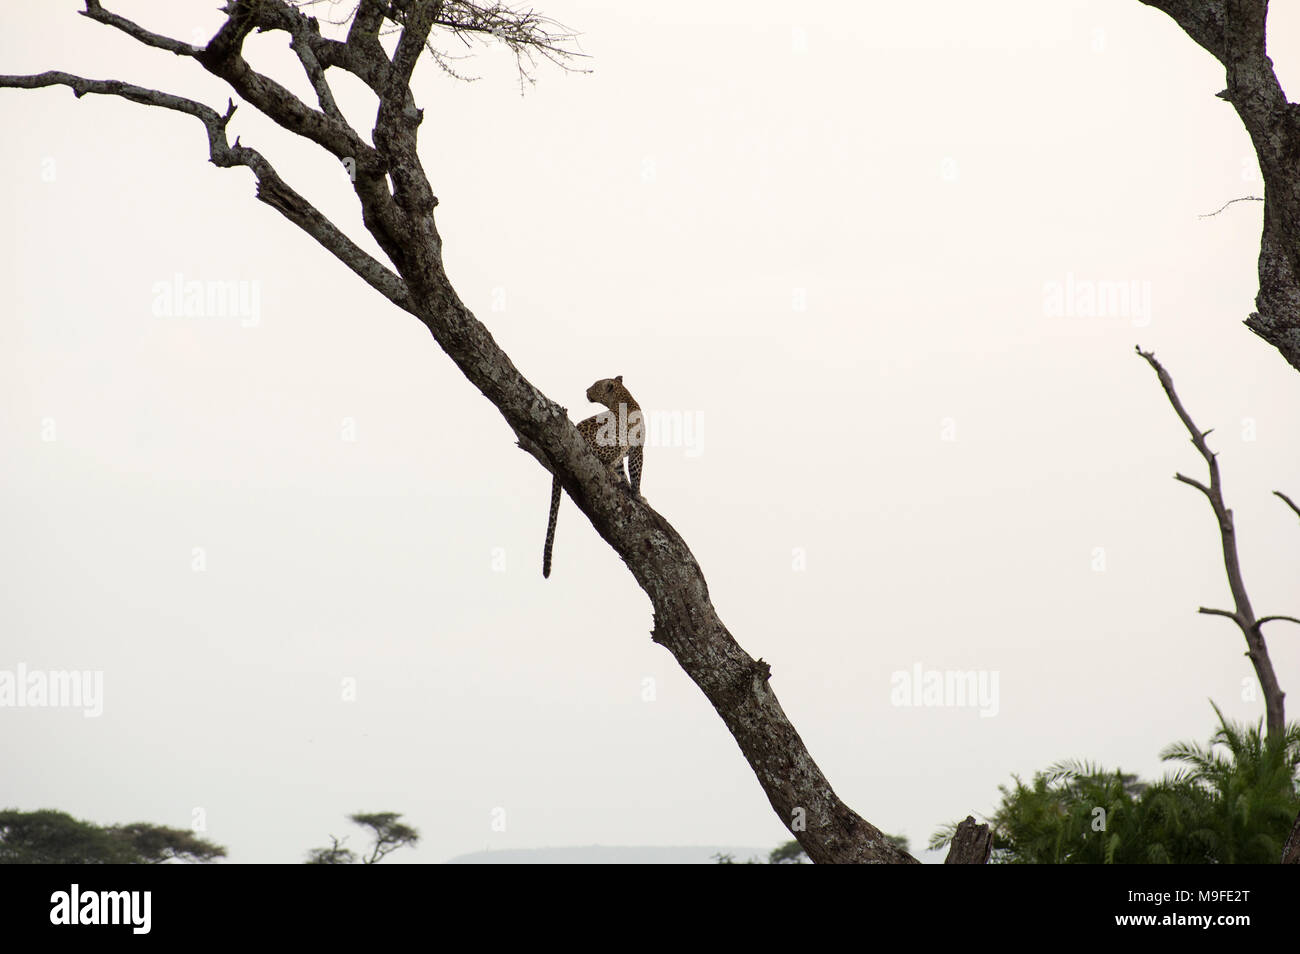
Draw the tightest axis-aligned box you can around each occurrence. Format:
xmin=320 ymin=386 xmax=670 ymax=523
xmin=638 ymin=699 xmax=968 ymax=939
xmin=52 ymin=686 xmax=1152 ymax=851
xmin=445 ymin=845 xmax=770 ymax=864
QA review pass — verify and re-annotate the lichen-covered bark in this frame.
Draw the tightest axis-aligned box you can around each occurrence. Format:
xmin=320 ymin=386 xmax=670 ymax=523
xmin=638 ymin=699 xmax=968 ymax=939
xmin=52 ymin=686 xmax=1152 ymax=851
xmin=944 ymin=817 xmax=993 ymax=864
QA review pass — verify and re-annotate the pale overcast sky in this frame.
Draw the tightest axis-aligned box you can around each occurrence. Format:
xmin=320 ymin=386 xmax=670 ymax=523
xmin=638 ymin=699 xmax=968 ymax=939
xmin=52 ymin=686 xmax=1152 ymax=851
xmin=2 ymin=0 xmax=1299 ymax=863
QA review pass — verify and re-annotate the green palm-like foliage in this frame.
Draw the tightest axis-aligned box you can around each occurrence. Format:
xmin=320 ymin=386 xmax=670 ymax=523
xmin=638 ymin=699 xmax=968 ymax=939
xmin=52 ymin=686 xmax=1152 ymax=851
xmin=1156 ymin=703 xmax=1300 ymax=864
xmin=972 ymin=763 xmax=1151 ymax=864
xmin=930 ymin=704 xmax=1300 ymax=863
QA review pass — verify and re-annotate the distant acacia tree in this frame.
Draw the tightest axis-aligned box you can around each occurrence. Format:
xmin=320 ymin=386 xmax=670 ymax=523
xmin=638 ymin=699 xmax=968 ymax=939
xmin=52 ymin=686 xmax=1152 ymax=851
xmin=0 ymin=809 xmax=225 ymax=864
xmin=305 ymin=812 xmax=419 ymax=864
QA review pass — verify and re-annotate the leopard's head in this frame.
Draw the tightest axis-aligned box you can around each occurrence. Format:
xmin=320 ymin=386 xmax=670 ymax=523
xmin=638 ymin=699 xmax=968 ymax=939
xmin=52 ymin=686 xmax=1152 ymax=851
xmin=586 ymin=375 xmax=624 ymax=405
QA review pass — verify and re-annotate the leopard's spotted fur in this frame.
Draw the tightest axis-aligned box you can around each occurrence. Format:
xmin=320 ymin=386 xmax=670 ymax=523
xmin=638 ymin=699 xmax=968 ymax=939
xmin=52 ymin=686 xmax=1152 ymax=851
xmin=542 ymin=376 xmax=643 ymax=578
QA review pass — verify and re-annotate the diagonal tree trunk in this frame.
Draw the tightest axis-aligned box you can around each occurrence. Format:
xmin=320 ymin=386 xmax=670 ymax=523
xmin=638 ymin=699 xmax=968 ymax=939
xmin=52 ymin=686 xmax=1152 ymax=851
xmin=0 ymin=0 xmax=918 ymax=863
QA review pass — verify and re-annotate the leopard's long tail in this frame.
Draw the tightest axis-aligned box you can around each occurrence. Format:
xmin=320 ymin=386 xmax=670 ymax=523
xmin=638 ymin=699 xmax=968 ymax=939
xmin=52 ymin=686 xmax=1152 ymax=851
xmin=542 ymin=474 xmax=563 ymax=578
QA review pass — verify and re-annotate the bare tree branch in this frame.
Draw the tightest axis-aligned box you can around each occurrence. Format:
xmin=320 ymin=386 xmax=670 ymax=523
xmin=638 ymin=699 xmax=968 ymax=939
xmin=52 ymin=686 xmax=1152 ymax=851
xmin=1198 ymin=607 xmax=1241 ymax=623
xmin=80 ymin=0 xmax=203 ymax=55
xmin=0 ymin=72 xmax=412 ymax=332
xmin=1174 ymin=472 xmax=1213 ymax=498
xmin=1255 ymin=615 xmax=1300 ymax=630
xmin=199 ymin=5 xmax=379 ymax=167
xmin=426 ymin=1 xmax=589 ymax=87
xmin=1137 ymin=346 xmax=1288 ymax=740
xmin=295 ymin=0 xmax=588 ymax=88
xmin=345 ymin=0 xmax=389 ymax=55
xmin=1275 ymin=490 xmax=1300 ymax=523
xmin=270 ymin=3 xmax=347 ymax=120
xmin=1 ymin=0 xmax=916 ymax=864
xmin=1198 ymin=195 xmax=1263 ymax=218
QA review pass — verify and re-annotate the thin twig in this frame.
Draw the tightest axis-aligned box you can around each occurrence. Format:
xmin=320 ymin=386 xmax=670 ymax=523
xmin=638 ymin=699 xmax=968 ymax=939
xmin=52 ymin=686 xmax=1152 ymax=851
xmin=1275 ymin=490 xmax=1300 ymax=523
xmin=1198 ymin=195 xmax=1263 ymax=218
xmin=1255 ymin=615 xmax=1300 ymax=630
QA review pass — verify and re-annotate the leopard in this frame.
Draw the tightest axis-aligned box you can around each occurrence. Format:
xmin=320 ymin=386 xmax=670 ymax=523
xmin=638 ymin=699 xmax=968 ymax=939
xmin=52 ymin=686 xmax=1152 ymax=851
xmin=542 ymin=375 xmax=643 ymax=578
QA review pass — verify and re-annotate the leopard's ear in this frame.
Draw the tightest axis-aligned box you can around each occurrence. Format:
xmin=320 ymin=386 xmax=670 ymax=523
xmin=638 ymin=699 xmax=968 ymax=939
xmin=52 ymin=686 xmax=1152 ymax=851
xmin=615 ymin=375 xmax=623 ymax=383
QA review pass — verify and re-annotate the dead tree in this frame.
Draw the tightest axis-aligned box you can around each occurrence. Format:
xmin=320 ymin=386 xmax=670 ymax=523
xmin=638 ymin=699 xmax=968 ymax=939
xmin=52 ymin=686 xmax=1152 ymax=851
xmin=0 ymin=1 xmax=918 ymax=863
xmin=1136 ymin=347 xmax=1298 ymax=742
xmin=1139 ymin=0 xmax=1300 ymax=374
xmin=943 ymin=817 xmax=993 ymax=865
